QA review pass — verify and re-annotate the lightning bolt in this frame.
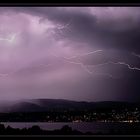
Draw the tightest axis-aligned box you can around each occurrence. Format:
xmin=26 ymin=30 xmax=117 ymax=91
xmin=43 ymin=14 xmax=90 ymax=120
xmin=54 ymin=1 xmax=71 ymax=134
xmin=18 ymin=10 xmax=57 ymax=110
xmin=112 ymin=61 xmax=140 ymax=71
xmin=63 ymin=59 xmax=117 ymax=79
xmin=51 ymin=51 xmax=95 ymax=74
xmin=51 ymin=50 xmax=140 ymax=79
xmin=0 ymin=33 xmax=17 ymax=43
xmin=57 ymin=19 xmax=72 ymax=30
xmin=51 ymin=52 xmax=116 ymax=79
xmin=63 ymin=59 xmax=93 ymax=74
xmin=50 ymin=50 xmax=103 ymax=60
xmin=63 ymin=59 xmax=118 ymax=79
xmin=1 ymin=59 xmax=139 ymax=79
xmin=0 ymin=37 xmax=11 ymax=42
xmin=54 ymin=19 xmax=73 ymax=38
xmin=86 ymin=61 xmax=140 ymax=71
xmin=50 ymin=50 xmax=117 ymax=78
xmin=0 ymin=49 xmax=139 ymax=79
xmin=9 ymin=34 xmax=16 ymax=43
xmin=132 ymin=52 xmax=140 ymax=58
xmin=63 ymin=50 xmax=103 ymax=59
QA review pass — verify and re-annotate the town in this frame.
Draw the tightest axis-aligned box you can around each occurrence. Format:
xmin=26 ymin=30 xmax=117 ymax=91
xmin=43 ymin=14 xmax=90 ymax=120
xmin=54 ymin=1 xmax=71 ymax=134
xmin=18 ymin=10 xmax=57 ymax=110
xmin=0 ymin=107 xmax=140 ymax=123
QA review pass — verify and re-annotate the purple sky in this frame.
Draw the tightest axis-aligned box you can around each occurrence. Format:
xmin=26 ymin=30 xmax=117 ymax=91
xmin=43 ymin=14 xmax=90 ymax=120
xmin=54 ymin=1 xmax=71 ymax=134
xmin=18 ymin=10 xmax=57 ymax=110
xmin=0 ymin=7 xmax=140 ymax=102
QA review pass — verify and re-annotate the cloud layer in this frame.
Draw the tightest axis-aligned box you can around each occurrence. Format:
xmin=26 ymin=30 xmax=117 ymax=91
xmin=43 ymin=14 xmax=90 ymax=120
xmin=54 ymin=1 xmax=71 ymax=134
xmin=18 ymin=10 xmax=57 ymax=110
xmin=0 ymin=7 xmax=139 ymax=102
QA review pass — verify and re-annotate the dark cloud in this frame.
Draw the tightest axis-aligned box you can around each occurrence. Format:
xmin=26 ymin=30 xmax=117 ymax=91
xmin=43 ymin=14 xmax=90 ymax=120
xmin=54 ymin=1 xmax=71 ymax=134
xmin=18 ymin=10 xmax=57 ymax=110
xmin=0 ymin=7 xmax=139 ymax=102
xmin=2 ymin=7 xmax=140 ymax=52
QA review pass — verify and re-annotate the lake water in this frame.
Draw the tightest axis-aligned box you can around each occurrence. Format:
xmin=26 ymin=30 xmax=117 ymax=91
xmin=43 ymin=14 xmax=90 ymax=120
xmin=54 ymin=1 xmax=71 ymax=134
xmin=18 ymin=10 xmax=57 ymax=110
xmin=2 ymin=122 xmax=140 ymax=134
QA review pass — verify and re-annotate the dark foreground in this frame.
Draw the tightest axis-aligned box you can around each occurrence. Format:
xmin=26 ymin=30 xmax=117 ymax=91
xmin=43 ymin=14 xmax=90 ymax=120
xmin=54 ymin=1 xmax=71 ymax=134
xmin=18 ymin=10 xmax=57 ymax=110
xmin=0 ymin=124 xmax=140 ymax=135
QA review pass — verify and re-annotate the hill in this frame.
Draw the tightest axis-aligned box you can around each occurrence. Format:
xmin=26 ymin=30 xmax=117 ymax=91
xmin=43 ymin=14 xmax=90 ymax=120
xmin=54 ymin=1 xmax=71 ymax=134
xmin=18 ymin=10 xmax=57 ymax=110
xmin=0 ymin=99 xmax=139 ymax=113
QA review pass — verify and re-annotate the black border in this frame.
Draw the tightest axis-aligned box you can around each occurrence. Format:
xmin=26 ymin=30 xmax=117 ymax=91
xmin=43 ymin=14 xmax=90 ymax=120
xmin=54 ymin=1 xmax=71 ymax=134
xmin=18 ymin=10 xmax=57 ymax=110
xmin=0 ymin=3 xmax=140 ymax=6
xmin=0 ymin=2 xmax=139 ymax=139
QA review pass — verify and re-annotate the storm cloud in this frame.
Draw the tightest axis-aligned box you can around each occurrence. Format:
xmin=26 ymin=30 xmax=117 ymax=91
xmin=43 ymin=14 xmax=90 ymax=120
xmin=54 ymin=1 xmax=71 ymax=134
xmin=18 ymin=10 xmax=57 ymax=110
xmin=0 ymin=7 xmax=139 ymax=102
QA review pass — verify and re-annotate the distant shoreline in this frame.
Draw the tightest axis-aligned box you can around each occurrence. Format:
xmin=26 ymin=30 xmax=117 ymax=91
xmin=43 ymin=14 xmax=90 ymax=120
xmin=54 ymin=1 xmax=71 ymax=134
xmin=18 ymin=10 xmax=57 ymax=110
xmin=0 ymin=122 xmax=140 ymax=134
xmin=0 ymin=122 xmax=140 ymax=135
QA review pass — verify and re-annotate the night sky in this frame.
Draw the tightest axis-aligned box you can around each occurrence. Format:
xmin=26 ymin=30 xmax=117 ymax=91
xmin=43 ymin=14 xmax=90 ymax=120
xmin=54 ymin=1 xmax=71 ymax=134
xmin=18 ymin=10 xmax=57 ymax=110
xmin=0 ymin=7 xmax=140 ymax=102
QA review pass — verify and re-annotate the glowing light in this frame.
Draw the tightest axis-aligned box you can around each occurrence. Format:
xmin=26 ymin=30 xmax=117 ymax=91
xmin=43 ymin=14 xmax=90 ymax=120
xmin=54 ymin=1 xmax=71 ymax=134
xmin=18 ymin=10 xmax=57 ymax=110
xmin=63 ymin=59 xmax=93 ymax=74
xmin=1 ymin=49 xmax=139 ymax=79
xmin=51 ymin=49 xmax=140 ymax=79
xmin=114 ymin=61 xmax=140 ymax=71
xmin=51 ymin=52 xmax=115 ymax=79
xmin=0 ymin=33 xmax=17 ymax=44
xmin=87 ymin=61 xmax=140 ymax=71
xmin=63 ymin=50 xmax=103 ymax=59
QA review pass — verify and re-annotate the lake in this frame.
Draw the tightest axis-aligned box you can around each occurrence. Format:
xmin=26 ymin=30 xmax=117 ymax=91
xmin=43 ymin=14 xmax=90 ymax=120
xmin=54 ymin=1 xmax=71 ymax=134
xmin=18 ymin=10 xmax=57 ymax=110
xmin=2 ymin=122 xmax=140 ymax=134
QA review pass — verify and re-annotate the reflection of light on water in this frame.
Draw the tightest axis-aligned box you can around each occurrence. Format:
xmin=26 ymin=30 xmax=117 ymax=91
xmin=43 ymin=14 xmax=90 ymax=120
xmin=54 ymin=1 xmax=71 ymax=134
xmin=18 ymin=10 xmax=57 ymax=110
xmin=129 ymin=120 xmax=133 ymax=123
xmin=119 ymin=120 xmax=140 ymax=123
xmin=99 ymin=120 xmax=140 ymax=123
xmin=72 ymin=120 xmax=82 ymax=123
